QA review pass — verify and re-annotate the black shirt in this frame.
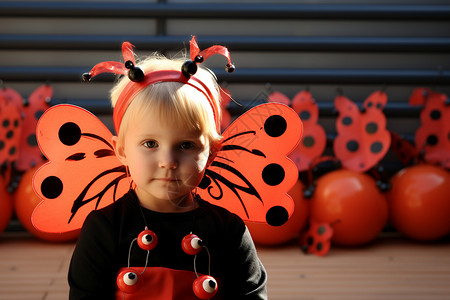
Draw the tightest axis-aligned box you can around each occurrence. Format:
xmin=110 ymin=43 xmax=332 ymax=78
xmin=68 ymin=190 xmax=267 ymax=299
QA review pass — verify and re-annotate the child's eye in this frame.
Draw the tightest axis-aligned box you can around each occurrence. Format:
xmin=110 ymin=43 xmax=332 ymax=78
xmin=179 ymin=141 xmax=197 ymax=151
xmin=144 ymin=140 xmax=158 ymax=148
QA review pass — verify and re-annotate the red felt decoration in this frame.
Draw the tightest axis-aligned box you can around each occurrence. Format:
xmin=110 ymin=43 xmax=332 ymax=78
xmin=333 ymin=91 xmax=391 ymax=172
xmin=410 ymin=88 xmax=450 ymax=168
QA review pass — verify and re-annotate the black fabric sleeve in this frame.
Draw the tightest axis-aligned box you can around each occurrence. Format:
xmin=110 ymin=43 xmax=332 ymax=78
xmin=68 ymin=211 xmax=117 ymax=300
xmin=223 ymin=225 xmax=268 ymax=299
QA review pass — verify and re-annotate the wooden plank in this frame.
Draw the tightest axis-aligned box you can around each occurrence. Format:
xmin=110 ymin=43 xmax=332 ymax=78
xmin=0 ymin=232 xmax=449 ymax=299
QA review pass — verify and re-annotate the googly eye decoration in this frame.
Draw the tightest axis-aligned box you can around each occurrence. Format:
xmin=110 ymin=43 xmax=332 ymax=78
xmin=181 ymin=234 xmax=203 ymax=255
xmin=193 ymin=275 xmax=218 ymax=299
xmin=116 ymin=268 xmax=141 ymax=294
xmin=137 ymin=229 xmax=158 ymax=251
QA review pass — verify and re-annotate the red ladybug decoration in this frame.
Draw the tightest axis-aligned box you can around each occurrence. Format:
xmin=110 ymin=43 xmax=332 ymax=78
xmin=193 ymin=275 xmax=218 ymax=299
xmin=310 ymin=169 xmax=388 ymax=246
xmin=388 ymin=164 xmax=450 ymax=241
xmin=137 ymin=228 xmax=158 ymax=251
xmin=410 ymin=88 xmax=450 ymax=168
xmin=334 ymin=91 xmax=391 ymax=172
xmin=300 ymin=220 xmax=333 ymax=256
xmin=268 ymin=90 xmax=326 ymax=171
xmin=116 ymin=268 xmax=142 ymax=294
xmin=182 ymin=233 xmax=203 ymax=255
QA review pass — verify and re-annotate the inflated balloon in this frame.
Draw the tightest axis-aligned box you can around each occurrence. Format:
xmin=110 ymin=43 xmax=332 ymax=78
xmin=388 ymin=164 xmax=450 ymax=241
xmin=310 ymin=169 xmax=388 ymax=246
xmin=13 ymin=164 xmax=80 ymax=242
xmin=245 ymin=179 xmax=309 ymax=246
xmin=0 ymin=178 xmax=13 ymax=235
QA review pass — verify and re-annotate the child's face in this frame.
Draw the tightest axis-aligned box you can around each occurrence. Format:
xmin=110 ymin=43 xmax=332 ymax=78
xmin=115 ymin=109 xmax=211 ymax=209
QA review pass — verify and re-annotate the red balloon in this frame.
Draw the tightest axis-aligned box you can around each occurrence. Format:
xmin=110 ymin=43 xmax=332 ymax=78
xmin=0 ymin=178 xmax=13 ymax=235
xmin=388 ymin=164 xmax=450 ymax=241
xmin=310 ymin=169 xmax=388 ymax=246
xmin=245 ymin=179 xmax=309 ymax=246
xmin=13 ymin=164 xmax=80 ymax=242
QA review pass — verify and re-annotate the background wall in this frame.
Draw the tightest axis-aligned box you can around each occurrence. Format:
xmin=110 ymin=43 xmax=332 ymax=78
xmin=1 ymin=0 xmax=449 ymax=171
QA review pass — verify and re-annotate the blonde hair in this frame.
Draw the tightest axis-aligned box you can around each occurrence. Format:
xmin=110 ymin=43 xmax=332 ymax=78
xmin=110 ymin=54 xmax=222 ymax=147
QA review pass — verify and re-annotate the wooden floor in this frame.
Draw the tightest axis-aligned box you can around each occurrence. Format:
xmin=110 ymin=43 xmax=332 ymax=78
xmin=0 ymin=232 xmax=449 ymax=300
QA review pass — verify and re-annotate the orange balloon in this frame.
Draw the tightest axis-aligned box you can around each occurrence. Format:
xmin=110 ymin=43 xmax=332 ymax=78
xmin=245 ymin=179 xmax=309 ymax=246
xmin=388 ymin=164 xmax=450 ymax=241
xmin=310 ymin=169 xmax=388 ymax=246
xmin=13 ymin=164 xmax=79 ymax=242
xmin=0 ymin=178 xmax=13 ymax=235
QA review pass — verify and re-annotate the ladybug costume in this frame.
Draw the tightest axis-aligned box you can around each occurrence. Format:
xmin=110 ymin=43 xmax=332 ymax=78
xmin=32 ymin=37 xmax=302 ymax=299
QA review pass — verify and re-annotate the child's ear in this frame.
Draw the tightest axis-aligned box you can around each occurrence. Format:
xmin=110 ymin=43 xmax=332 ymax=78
xmin=206 ymin=140 xmax=222 ymax=167
xmin=111 ymin=136 xmax=127 ymax=165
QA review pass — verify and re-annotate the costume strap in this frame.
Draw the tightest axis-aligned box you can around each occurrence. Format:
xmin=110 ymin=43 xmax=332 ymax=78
xmin=82 ymin=36 xmax=234 ymax=134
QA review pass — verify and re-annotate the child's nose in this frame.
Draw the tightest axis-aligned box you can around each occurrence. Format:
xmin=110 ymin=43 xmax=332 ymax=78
xmin=158 ymin=151 xmax=178 ymax=169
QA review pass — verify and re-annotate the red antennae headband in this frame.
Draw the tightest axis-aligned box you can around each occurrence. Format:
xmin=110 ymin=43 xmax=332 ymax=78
xmin=82 ymin=36 xmax=235 ymax=134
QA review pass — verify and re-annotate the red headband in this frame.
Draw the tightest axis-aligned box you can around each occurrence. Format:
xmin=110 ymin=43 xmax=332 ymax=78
xmin=82 ymin=37 xmax=234 ymax=134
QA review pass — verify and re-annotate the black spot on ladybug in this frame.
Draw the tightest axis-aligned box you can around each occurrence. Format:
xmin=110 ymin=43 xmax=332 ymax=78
xmin=35 ymin=110 xmax=45 ymax=120
xmin=262 ymin=163 xmax=285 ymax=186
xmin=9 ymin=146 xmax=16 ymax=155
xmin=303 ymin=136 xmax=315 ymax=148
xmin=2 ymin=119 xmax=10 ymax=128
xmin=59 ymin=122 xmax=82 ymax=146
xmin=367 ymin=101 xmax=373 ymax=108
xmin=317 ymin=226 xmax=326 ymax=235
xmin=27 ymin=134 xmax=38 ymax=147
xmin=316 ymin=242 xmax=323 ymax=251
xmin=342 ymin=116 xmax=352 ymax=126
xmin=299 ymin=110 xmax=311 ymax=121
xmin=41 ymin=176 xmax=63 ymax=199
xmin=264 ymin=115 xmax=287 ymax=137
xmin=376 ymin=103 xmax=382 ymax=109
xmin=365 ymin=122 xmax=378 ymax=134
xmin=0 ymin=141 xmax=4 ymax=150
xmin=307 ymin=236 xmax=314 ymax=246
xmin=266 ymin=205 xmax=289 ymax=226
xmin=371 ymin=142 xmax=383 ymax=153
xmin=426 ymin=134 xmax=438 ymax=146
xmin=6 ymin=130 xmax=14 ymax=139
xmin=430 ymin=109 xmax=441 ymax=120
xmin=14 ymin=119 xmax=19 ymax=127
xmin=346 ymin=140 xmax=359 ymax=152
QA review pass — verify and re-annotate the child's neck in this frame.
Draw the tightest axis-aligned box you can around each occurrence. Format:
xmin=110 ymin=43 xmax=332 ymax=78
xmin=137 ymin=193 xmax=198 ymax=213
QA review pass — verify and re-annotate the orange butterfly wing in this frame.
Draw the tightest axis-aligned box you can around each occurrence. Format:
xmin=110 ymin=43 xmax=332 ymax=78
xmin=334 ymin=92 xmax=391 ymax=172
xmin=198 ymin=103 xmax=303 ymax=226
xmin=32 ymin=105 xmax=129 ymax=233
